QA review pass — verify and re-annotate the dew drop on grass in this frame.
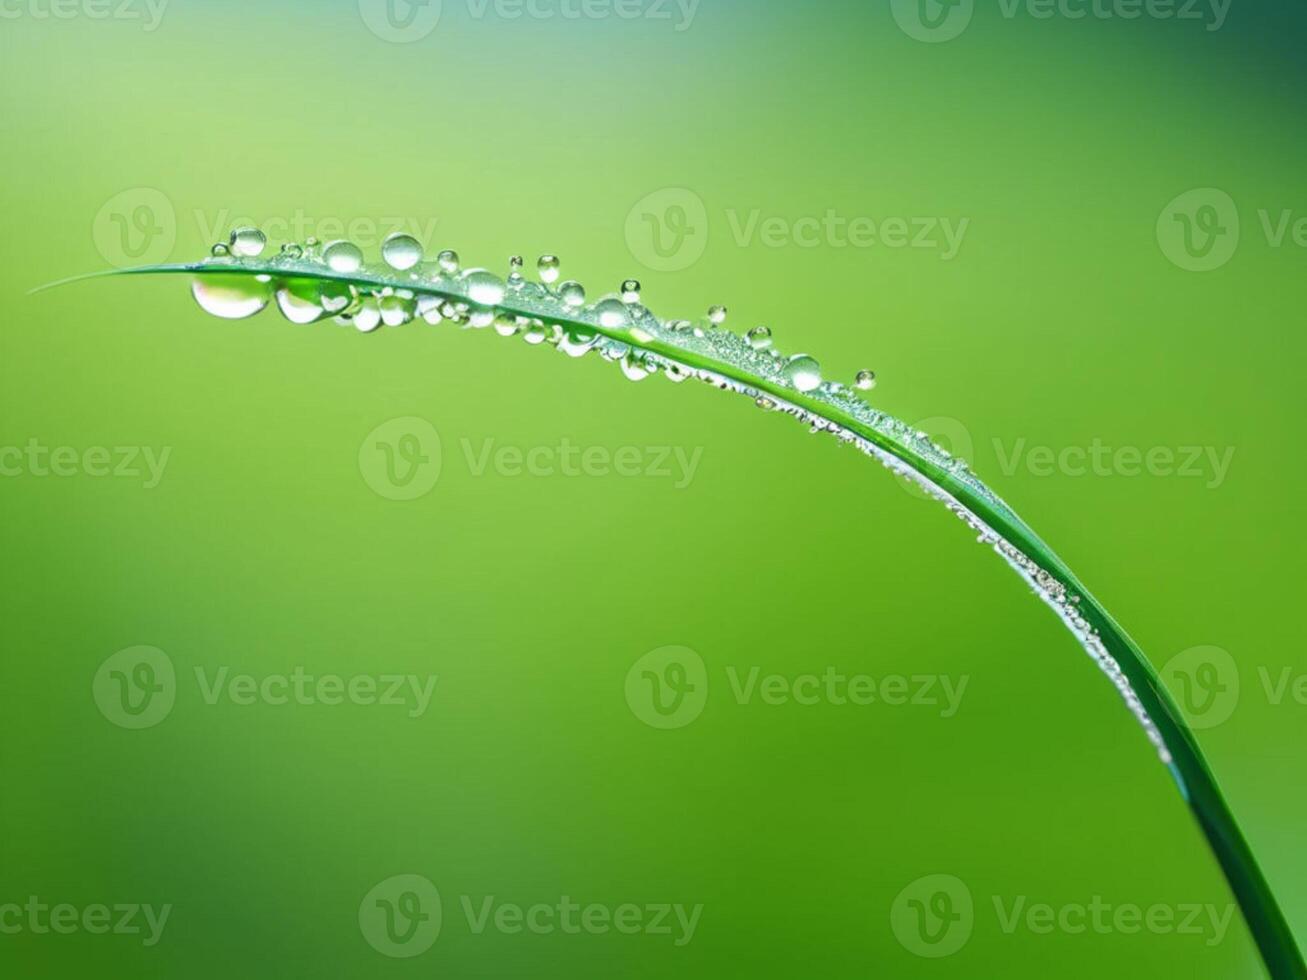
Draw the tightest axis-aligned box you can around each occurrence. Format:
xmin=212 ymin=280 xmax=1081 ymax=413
xmin=191 ymin=274 xmax=272 ymax=319
xmin=746 ymin=325 xmax=772 ymax=350
xmin=323 ymin=240 xmax=364 ymax=273
xmin=437 ymin=249 xmax=460 ymax=274
xmin=210 ymin=242 xmax=231 ymax=258
xmin=537 ymin=254 xmax=560 ymax=284
xmin=621 ymin=279 xmax=642 ymax=304
xmin=708 ymin=305 xmax=727 ymax=326
xmin=594 ymin=298 xmax=630 ymax=329
xmin=558 ymin=281 xmax=586 ymax=308
xmin=462 ymin=269 xmax=506 ymax=306
xmin=229 ymin=226 xmax=267 ymax=258
xmin=784 ymin=354 xmax=822 ymax=392
xmin=855 ymin=369 xmax=877 ymax=390
xmin=381 ymin=233 xmax=423 ymax=271
xmin=353 ymin=295 xmax=382 ymax=333
xmin=275 ymin=279 xmax=326 ymax=323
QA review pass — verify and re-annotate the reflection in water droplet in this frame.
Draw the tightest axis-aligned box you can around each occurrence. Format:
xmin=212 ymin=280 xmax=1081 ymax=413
xmin=381 ymin=233 xmax=423 ymax=271
xmin=462 ymin=269 xmax=506 ymax=306
xmin=191 ymin=275 xmax=272 ymax=319
xmin=594 ymin=298 xmax=630 ymax=329
xmin=323 ymin=240 xmax=364 ymax=273
xmin=558 ymin=281 xmax=586 ymax=308
xmin=784 ymin=354 xmax=822 ymax=392
xmin=537 ymin=255 xmax=560 ymax=284
xmin=229 ymin=227 xmax=267 ymax=258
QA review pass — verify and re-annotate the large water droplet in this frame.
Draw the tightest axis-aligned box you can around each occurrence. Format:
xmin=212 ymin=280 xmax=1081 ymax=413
xmin=275 ymin=280 xmax=326 ymax=323
xmin=537 ymin=255 xmax=560 ymax=284
xmin=381 ymin=233 xmax=423 ymax=271
xmin=323 ymin=240 xmax=363 ymax=273
xmin=462 ymin=269 xmax=506 ymax=306
xmin=784 ymin=354 xmax=822 ymax=392
xmin=229 ymin=226 xmax=266 ymax=258
xmin=191 ymin=274 xmax=272 ymax=319
xmin=558 ymin=281 xmax=586 ymax=308
xmin=594 ymin=298 xmax=630 ymax=329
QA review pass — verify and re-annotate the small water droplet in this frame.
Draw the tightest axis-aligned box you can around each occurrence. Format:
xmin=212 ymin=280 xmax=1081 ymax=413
xmin=746 ymin=325 xmax=772 ymax=351
xmin=280 ymin=242 xmax=304 ymax=260
xmin=708 ymin=305 xmax=727 ymax=326
xmin=210 ymin=243 xmax=230 ymax=258
xmin=558 ymin=281 xmax=586 ymax=308
xmin=620 ymin=353 xmax=651 ymax=382
xmin=379 ymin=293 xmax=415 ymax=326
xmin=855 ymin=369 xmax=877 ymax=391
xmin=494 ymin=314 xmax=520 ymax=337
xmin=537 ymin=254 xmax=560 ymax=284
xmin=437 ymin=249 xmax=460 ymax=274
xmin=229 ymin=226 xmax=267 ymax=258
xmin=462 ymin=269 xmax=506 ymax=306
xmin=621 ymin=279 xmax=642 ymax=304
xmin=353 ymin=295 xmax=382 ymax=333
xmin=523 ymin=322 xmax=549 ymax=345
xmin=783 ymin=354 xmax=822 ymax=393
xmin=191 ymin=274 xmax=272 ymax=319
xmin=508 ymin=255 xmax=524 ymax=281
xmin=558 ymin=326 xmax=597 ymax=357
xmin=381 ymin=233 xmax=423 ymax=271
xmin=275 ymin=280 xmax=326 ymax=324
xmin=323 ymin=240 xmax=363 ymax=273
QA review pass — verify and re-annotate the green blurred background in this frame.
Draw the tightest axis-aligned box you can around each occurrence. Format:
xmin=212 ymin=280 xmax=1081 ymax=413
xmin=2 ymin=0 xmax=1305 ymax=976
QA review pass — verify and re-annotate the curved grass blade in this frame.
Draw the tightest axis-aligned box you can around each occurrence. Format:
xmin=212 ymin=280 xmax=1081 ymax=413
xmin=75 ymin=240 xmax=1304 ymax=978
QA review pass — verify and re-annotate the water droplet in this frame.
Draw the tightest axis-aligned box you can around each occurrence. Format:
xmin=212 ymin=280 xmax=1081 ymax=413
xmin=381 ymin=233 xmax=423 ymax=271
xmin=668 ymin=319 xmax=692 ymax=332
xmin=228 ymin=226 xmax=266 ymax=258
xmin=755 ymin=396 xmax=777 ymax=411
xmin=620 ymin=353 xmax=651 ymax=382
xmin=417 ymin=295 xmax=443 ymax=325
xmin=508 ymin=255 xmax=524 ymax=281
xmin=558 ymin=281 xmax=586 ymax=308
xmin=437 ymin=249 xmax=460 ymax=274
xmin=494 ymin=314 xmax=520 ymax=337
xmin=746 ymin=325 xmax=772 ymax=350
xmin=523 ymin=322 xmax=549 ymax=345
xmin=621 ymin=279 xmax=642 ymax=304
xmin=210 ymin=242 xmax=231 ymax=258
xmin=280 ymin=242 xmax=304 ymax=260
xmin=558 ymin=326 xmax=598 ymax=357
xmin=855 ymin=369 xmax=877 ymax=391
xmin=275 ymin=280 xmax=326 ymax=324
xmin=379 ymin=293 xmax=415 ymax=326
xmin=537 ymin=254 xmax=560 ymax=284
xmin=594 ymin=298 xmax=630 ymax=329
xmin=708 ymin=305 xmax=727 ymax=326
xmin=462 ymin=269 xmax=506 ymax=306
xmin=353 ymin=296 xmax=382 ymax=333
xmin=319 ymin=282 xmax=357 ymax=314
xmin=323 ymin=240 xmax=363 ymax=273
xmin=784 ymin=354 xmax=822 ymax=392
xmin=191 ymin=274 xmax=272 ymax=319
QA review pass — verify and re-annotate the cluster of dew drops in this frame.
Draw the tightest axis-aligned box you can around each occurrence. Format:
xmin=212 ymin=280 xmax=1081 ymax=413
xmin=193 ymin=227 xmax=1172 ymax=767
xmin=193 ymin=227 xmax=877 ymax=397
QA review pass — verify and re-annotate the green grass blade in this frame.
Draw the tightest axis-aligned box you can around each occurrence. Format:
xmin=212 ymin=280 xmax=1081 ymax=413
xmin=74 ymin=247 xmax=1305 ymax=979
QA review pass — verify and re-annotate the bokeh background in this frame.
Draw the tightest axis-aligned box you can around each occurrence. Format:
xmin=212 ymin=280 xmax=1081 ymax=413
xmin=2 ymin=0 xmax=1305 ymax=976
